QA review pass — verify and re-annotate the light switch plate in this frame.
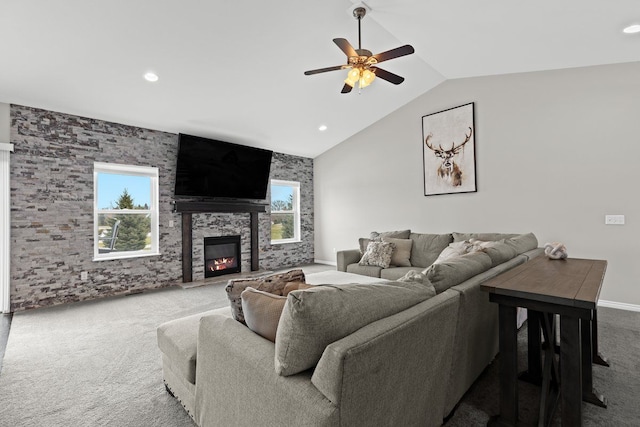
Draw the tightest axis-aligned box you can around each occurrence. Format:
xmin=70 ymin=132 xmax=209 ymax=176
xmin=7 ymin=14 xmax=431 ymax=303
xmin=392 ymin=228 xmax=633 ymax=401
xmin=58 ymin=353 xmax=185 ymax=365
xmin=605 ymin=215 xmax=625 ymax=225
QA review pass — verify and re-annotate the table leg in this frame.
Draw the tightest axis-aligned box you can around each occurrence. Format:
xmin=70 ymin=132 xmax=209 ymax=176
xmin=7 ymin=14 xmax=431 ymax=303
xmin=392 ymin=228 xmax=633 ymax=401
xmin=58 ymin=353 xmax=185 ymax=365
xmin=489 ymin=304 xmax=519 ymax=427
xmin=581 ymin=317 xmax=607 ymax=408
xmin=560 ymin=315 xmax=582 ymax=425
xmin=520 ymin=309 xmax=542 ymax=385
xmin=592 ymin=309 xmax=610 ymax=367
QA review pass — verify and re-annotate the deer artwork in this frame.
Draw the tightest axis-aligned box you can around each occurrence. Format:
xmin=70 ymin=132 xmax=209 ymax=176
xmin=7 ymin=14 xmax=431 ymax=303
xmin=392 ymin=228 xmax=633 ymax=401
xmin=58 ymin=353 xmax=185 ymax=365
xmin=425 ymin=127 xmax=473 ymax=187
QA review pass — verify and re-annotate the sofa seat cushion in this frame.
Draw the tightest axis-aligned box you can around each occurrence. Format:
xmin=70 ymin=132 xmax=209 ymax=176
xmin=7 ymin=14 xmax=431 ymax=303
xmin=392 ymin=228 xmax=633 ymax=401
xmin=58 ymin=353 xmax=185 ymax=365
xmin=424 ymin=252 xmax=493 ymax=294
xmin=346 ymin=263 xmax=382 ymax=278
xmin=380 ymin=266 xmax=423 ymax=280
xmin=409 ymin=233 xmax=454 ymax=268
xmin=275 ymin=281 xmax=434 ymax=376
xmin=157 ymin=306 xmax=231 ymax=385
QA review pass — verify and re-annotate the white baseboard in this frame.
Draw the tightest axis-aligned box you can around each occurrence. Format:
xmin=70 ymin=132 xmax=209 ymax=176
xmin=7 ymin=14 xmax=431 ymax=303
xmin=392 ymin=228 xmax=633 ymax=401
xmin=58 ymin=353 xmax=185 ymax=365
xmin=597 ymin=299 xmax=640 ymax=312
xmin=314 ymin=259 xmax=337 ymax=266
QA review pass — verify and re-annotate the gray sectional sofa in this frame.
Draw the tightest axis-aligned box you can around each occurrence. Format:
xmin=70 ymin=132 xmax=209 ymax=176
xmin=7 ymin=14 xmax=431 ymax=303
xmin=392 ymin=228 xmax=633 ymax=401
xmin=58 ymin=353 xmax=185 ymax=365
xmin=157 ymin=231 xmax=542 ymax=426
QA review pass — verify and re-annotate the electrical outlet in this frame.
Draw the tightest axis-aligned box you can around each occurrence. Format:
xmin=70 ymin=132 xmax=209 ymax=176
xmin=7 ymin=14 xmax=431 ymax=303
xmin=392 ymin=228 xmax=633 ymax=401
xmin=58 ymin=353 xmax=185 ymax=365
xmin=169 ymin=220 xmax=174 ymax=228
xmin=605 ymin=215 xmax=625 ymax=225
xmin=81 ymin=271 xmax=88 ymax=281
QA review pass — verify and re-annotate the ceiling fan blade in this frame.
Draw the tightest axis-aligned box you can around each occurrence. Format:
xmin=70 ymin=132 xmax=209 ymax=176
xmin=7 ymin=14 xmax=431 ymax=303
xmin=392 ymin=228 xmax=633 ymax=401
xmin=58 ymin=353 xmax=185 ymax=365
xmin=371 ymin=67 xmax=405 ymax=85
xmin=333 ymin=38 xmax=358 ymax=58
xmin=304 ymin=65 xmax=346 ymax=75
xmin=372 ymin=45 xmax=415 ymax=63
xmin=341 ymin=83 xmax=353 ymax=94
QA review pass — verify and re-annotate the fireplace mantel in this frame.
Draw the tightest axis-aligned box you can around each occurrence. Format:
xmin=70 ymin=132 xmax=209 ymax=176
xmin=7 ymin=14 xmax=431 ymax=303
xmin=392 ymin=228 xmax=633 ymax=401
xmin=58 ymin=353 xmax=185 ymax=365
xmin=173 ymin=200 xmax=268 ymax=283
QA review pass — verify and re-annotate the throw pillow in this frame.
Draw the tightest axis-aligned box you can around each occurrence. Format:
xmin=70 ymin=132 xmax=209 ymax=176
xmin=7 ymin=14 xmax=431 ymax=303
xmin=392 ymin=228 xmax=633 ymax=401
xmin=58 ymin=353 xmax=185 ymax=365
xmin=274 ymin=281 xmax=434 ymax=376
xmin=282 ymin=281 xmax=313 ymax=296
xmin=358 ymin=241 xmax=395 ymax=268
xmin=358 ymin=237 xmax=372 ymax=255
xmin=382 ymin=236 xmax=413 ymax=267
xmin=396 ymin=271 xmax=437 ymax=297
xmin=241 ymin=287 xmax=287 ymax=342
xmin=432 ymin=241 xmax=475 ymax=264
xmin=225 ymin=269 xmax=306 ymax=324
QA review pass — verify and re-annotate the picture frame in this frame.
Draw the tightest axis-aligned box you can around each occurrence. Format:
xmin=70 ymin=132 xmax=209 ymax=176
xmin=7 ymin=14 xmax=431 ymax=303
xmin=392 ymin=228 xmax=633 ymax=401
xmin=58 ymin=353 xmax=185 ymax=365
xmin=421 ymin=102 xmax=476 ymax=196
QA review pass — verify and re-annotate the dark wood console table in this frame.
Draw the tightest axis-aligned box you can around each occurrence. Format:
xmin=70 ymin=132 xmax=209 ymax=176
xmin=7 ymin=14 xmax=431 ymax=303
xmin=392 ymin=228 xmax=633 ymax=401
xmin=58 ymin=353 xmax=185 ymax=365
xmin=173 ymin=200 xmax=267 ymax=283
xmin=481 ymin=256 xmax=607 ymax=426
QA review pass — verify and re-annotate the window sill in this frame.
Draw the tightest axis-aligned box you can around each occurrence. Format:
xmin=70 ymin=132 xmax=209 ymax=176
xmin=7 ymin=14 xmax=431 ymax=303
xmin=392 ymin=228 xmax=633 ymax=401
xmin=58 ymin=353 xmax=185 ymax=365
xmin=271 ymin=239 xmax=302 ymax=246
xmin=93 ymin=251 xmax=161 ymax=262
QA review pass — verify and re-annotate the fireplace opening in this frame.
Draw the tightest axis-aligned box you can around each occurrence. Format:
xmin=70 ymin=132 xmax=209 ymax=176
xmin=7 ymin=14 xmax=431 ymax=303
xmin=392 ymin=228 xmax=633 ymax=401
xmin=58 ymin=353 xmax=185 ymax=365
xmin=204 ymin=235 xmax=241 ymax=278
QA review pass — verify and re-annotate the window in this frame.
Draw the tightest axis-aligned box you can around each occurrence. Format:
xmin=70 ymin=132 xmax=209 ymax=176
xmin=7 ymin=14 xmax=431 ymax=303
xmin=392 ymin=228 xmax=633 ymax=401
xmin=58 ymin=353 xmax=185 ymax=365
xmin=270 ymin=180 xmax=300 ymax=244
xmin=93 ymin=162 xmax=160 ymax=260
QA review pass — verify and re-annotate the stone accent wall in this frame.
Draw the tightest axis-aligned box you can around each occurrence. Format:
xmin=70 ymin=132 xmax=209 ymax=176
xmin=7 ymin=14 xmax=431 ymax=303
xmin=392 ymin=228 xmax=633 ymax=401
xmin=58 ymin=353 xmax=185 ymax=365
xmin=9 ymin=105 xmax=314 ymax=311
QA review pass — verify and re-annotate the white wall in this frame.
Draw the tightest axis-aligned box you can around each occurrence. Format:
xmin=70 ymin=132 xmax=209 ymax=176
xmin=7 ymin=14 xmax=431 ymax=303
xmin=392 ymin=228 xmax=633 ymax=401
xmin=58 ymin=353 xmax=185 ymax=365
xmin=314 ymin=62 xmax=640 ymax=306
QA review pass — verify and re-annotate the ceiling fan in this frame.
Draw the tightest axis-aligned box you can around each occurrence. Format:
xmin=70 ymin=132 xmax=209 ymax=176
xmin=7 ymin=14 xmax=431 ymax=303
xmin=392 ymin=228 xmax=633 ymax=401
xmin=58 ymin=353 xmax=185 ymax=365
xmin=304 ymin=7 xmax=415 ymax=94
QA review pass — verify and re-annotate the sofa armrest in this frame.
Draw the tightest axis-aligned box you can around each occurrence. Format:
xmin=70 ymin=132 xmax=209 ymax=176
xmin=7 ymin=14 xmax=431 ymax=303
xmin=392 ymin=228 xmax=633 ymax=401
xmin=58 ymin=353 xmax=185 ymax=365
xmin=336 ymin=249 xmax=360 ymax=272
xmin=311 ymin=290 xmax=460 ymax=427
xmin=194 ymin=314 xmax=338 ymax=427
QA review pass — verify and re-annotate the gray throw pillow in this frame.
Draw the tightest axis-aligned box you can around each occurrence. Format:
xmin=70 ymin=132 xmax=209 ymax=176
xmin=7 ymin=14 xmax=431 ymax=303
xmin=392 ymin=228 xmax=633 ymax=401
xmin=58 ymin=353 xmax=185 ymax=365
xmin=274 ymin=281 xmax=433 ymax=376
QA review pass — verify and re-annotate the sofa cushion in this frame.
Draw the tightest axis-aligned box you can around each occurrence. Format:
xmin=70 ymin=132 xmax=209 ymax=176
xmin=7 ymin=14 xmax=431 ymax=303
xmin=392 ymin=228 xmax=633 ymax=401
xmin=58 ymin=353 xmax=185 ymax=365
xmin=225 ymin=269 xmax=306 ymax=324
xmin=370 ymin=229 xmax=411 ymax=240
xmin=359 ymin=241 xmax=395 ymax=268
xmin=274 ymin=281 xmax=433 ymax=376
xmin=433 ymin=241 xmax=475 ymax=264
xmin=380 ymin=266 xmax=423 ymax=281
xmin=504 ymin=233 xmax=538 ymax=255
xmin=482 ymin=242 xmax=518 ymax=266
xmin=346 ymin=264 xmax=383 ymax=278
xmin=382 ymin=237 xmax=413 ymax=267
xmin=156 ymin=306 xmax=231 ymax=385
xmin=423 ymin=251 xmax=493 ymax=294
xmin=452 ymin=232 xmax=518 ymax=242
xmin=409 ymin=233 xmax=454 ymax=268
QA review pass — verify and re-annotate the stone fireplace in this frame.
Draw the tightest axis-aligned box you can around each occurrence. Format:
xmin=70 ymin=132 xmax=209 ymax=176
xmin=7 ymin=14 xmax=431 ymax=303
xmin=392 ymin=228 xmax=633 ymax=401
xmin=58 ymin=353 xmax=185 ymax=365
xmin=204 ymin=235 xmax=241 ymax=278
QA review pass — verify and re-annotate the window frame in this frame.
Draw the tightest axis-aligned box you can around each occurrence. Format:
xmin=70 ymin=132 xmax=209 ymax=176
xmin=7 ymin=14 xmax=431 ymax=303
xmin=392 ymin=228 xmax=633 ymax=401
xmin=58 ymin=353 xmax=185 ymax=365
xmin=93 ymin=162 xmax=160 ymax=261
xmin=270 ymin=179 xmax=301 ymax=245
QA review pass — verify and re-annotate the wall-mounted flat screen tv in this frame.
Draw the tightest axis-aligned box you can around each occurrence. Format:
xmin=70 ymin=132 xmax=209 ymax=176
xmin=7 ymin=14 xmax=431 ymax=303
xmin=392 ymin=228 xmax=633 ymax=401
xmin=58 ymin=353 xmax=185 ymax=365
xmin=174 ymin=133 xmax=273 ymax=200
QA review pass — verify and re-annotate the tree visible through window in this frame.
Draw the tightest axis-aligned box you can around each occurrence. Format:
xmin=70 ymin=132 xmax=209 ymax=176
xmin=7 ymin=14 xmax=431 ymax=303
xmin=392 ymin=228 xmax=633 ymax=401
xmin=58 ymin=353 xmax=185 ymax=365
xmin=94 ymin=162 xmax=160 ymax=260
xmin=270 ymin=180 xmax=300 ymax=244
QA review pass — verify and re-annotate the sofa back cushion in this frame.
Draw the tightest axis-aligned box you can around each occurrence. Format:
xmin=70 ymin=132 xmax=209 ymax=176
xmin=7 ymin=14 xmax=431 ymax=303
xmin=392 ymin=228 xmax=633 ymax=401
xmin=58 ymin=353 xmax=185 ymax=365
xmin=409 ymin=233 xmax=453 ymax=268
xmin=274 ymin=281 xmax=433 ymax=376
xmin=423 ymin=251 xmax=493 ymax=294
xmin=452 ymin=232 xmax=519 ymax=242
xmin=482 ymin=242 xmax=519 ymax=267
xmin=504 ymin=232 xmax=538 ymax=255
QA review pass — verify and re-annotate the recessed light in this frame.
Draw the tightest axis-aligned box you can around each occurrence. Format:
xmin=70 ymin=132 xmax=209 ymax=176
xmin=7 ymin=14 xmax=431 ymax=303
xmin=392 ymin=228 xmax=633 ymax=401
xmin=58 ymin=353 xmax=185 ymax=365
xmin=623 ymin=24 xmax=640 ymax=34
xmin=318 ymin=124 xmax=328 ymax=131
xmin=144 ymin=72 xmax=159 ymax=82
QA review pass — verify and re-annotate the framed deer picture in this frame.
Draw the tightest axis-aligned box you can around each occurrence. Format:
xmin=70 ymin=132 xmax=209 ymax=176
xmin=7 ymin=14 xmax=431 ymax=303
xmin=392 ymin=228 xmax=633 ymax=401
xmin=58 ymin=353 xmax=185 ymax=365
xmin=422 ymin=102 xmax=476 ymax=196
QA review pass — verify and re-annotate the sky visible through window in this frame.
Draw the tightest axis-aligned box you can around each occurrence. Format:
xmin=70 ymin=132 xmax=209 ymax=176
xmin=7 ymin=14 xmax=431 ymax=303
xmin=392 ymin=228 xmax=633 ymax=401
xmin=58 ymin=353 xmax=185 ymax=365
xmin=271 ymin=185 xmax=292 ymax=205
xmin=97 ymin=173 xmax=151 ymax=209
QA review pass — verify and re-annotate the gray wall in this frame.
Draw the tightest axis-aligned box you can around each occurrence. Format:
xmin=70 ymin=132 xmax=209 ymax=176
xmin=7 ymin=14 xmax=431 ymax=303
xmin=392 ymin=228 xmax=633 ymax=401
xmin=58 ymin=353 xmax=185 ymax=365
xmin=0 ymin=103 xmax=9 ymax=142
xmin=314 ymin=61 xmax=640 ymax=307
xmin=9 ymin=105 xmax=313 ymax=311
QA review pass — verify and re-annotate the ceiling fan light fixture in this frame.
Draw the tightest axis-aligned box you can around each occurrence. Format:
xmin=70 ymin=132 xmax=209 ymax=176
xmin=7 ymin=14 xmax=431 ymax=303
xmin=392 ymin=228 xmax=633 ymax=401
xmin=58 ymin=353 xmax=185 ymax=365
xmin=360 ymin=69 xmax=375 ymax=88
xmin=344 ymin=68 xmax=361 ymax=87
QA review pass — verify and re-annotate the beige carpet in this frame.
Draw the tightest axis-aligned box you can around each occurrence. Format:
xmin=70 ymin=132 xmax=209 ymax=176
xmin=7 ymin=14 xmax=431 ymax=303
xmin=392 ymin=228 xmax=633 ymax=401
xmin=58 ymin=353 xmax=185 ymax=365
xmin=1 ymin=267 xmax=638 ymax=426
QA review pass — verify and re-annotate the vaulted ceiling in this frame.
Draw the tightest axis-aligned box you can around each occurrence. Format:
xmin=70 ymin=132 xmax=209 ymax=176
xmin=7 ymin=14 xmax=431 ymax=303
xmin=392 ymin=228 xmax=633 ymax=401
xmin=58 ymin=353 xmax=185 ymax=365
xmin=1 ymin=1 xmax=639 ymax=158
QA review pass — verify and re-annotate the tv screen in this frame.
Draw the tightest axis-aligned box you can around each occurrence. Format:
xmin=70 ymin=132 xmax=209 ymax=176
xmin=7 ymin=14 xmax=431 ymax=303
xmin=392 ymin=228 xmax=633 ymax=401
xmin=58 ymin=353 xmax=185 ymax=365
xmin=174 ymin=133 xmax=273 ymax=200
